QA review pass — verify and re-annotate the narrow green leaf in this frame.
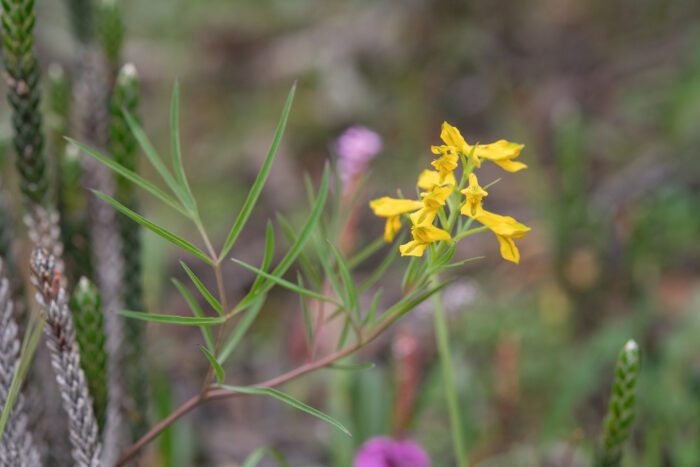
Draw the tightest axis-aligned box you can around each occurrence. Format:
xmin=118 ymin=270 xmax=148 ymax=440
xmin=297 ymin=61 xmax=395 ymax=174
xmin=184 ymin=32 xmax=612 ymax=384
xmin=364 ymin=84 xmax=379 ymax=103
xmin=327 ymin=362 xmax=375 ymax=371
xmin=358 ymin=234 xmax=403 ymax=294
xmin=218 ymin=296 xmax=265 ymax=363
xmin=242 ymin=447 xmax=288 ymax=467
xmin=363 ymin=288 xmax=383 ymax=326
xmin=221 ymin=385 xmax=351 ymax=437
xmin=92 ymin=190 xmax=214 ymax=266
xmin=348 ymin=237 xmax=385 ymax=269
xmin=199 ymin=345 xmax=225 ymax=385
xmin=180 ymin=261 xmax=223 ymax=316
xmin=310 ymin=236 xmax=346 ymax=307
xmin=328 ymin=241 xmax=358 ymax=319
xmin=401 ymin=256 xmax=420 ymax=293
xmin=297 ymin=274 xmax=314 ymax=347
xmin=277 ymin=214 xmax=322 ymax=288
xmin=172 ymin=278 xmax=215 ymax=350
xmin=119 ymin=310 xmax=224 ymax=326
xmin=249 ymin=221 xmax=275 ymax=295
xmin=122 ymin=107 xmax=192 ymax=210
xmin=236 ymin=164 xmax=330 ymax=311
xmin=441 ymin=256 xmax=484 ymax=271
xmin=170 ymin=80 xmax=196 ymax=212
xmin=66 ymin=137 xmax=188 ymax=216
xmin=219 ymin=83 xmax=297 ymax=261
xmin=233 ymin=259 xmax=342 ymax=308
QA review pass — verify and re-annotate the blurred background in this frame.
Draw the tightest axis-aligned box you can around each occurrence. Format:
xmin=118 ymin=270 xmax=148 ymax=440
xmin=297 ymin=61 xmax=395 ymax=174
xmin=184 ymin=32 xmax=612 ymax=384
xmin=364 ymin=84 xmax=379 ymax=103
xmin=2 ymin=0 xmax=699 ymax=465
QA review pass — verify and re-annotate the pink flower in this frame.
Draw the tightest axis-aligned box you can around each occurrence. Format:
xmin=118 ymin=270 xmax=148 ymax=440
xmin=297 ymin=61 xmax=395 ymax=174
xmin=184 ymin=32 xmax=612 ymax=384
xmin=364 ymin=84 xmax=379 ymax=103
xmin=353 ymin=436 xmax=431 ymax=467
xmin=335 ymin=126 xmax=382 ymax=184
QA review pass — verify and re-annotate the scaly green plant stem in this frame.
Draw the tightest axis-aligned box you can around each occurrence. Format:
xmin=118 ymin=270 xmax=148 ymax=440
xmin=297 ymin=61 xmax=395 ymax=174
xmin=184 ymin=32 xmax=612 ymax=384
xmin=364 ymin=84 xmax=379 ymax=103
xmin=430 ymin=274 xmax=468 ymax=466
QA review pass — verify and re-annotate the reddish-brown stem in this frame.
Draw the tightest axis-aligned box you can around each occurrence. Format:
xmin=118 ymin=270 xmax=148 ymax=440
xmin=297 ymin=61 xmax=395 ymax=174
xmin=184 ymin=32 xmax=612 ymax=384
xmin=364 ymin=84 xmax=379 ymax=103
xmin=114 ymin=301 xmax=405 ymax=466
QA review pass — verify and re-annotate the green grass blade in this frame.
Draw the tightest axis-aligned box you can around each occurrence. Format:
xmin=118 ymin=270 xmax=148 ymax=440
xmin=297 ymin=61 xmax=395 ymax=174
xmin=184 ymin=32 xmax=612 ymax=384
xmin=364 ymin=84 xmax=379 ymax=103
xmin=170 ymin=80 xmax=196 ymax=213
xmin=233 ymin=259 xmax=342 ymax=308
xmin=221 ymin=385 xmax=351 ymax=437
xmin=242 ymin=447 xmax=288 ymax=467
xmin=219 ymin=83 xmax=297 ymax=262
xmin=218 ymin=296 xmax=265 ymax=363
xmin=180 ymin=261 xmax=223 ymax=316
xmin=199 ymin=345 xmax=225 ymax=385
xmin=119 ymin=310 xmax=224 ymax=325
xmin=66 ymin=137 xmax=189 ymax=216
xmin=172 ymin=278 xmax=215 ymax=349
xmin=237 ymin=164 xmax=330 ymax=311
xmin=92 ymin=190 xmax=214 ymax=266
xmin=122 ymin=107 xmax=192 ymax=210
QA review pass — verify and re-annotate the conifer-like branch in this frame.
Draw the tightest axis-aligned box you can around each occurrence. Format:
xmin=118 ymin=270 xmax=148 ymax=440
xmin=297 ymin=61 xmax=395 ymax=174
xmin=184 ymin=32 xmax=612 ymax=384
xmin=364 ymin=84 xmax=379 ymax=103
xmin=599 ymin=339 xmax=640 ymax=467
xmin=0 ymin=260 xmax=40 ymax=467
xmin=1 ymin=0 xmax=50 ymax=207
xmin=30 ymin=249 xmax=102 ymax=467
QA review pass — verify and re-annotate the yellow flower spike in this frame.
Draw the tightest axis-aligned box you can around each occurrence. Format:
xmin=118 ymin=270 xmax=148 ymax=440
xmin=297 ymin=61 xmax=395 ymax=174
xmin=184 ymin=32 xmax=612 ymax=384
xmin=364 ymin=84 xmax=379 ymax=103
xmin=460 ymin=173 xmax=488 ymax=217
xmin=370 ymin=197 xmax=424 ymax=242
xmin=400 ymin=222 xmax=451 ymax=257
xmin=417 ymin=170 xmax=455 ymax=191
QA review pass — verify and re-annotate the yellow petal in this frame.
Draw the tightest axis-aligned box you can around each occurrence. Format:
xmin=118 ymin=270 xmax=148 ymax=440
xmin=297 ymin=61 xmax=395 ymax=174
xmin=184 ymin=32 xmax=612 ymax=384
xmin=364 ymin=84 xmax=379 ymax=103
xmin=417 ymin=170 xmax=455 ymax=190
xmin=412 ymin=224 xmax=451 ymax=243
xmin=491 ymin=159 xmax=527 ymax=172
xmin=496 ymin=234 xmax=520 ymax=263
xmin=473 ymin=140 xmax=524 ymax=161
xmin=384 ymin=215 xmax=402 ymax=242
xmin=440 ymin=122 xmax=469 ymax=152
xmin=421 ymin=185 xmax=453 ymax=211
xmin=476 ymin=211 xmax=530 ymax=238
xmin=400 ymin=240 xmax=429 ymax=257
xmin=370 ymin=197 xmax=423 ymax=217
xmin=409 ymin=208 xmax=436 ymax=227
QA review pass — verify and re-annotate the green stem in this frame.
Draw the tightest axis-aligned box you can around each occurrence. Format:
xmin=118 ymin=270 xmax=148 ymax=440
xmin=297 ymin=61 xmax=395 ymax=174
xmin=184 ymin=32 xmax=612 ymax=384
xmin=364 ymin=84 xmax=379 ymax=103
xmin=430 ymin=274 xmax=467 ymax=466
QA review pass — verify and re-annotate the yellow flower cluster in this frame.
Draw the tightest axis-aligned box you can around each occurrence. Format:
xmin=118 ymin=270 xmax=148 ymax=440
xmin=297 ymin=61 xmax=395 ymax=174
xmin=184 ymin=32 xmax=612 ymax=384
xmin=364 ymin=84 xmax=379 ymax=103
xmin=370 ymin=122 xmax=530 ymax=263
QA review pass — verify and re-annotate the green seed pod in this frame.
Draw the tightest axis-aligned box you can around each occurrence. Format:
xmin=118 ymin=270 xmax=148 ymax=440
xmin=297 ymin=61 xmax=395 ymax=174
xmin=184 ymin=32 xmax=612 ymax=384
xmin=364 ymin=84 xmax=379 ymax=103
xmin=71 ymin=277 xmax=108 ymax=431
xmin=598 ymin=339 xmax=640 ymax=467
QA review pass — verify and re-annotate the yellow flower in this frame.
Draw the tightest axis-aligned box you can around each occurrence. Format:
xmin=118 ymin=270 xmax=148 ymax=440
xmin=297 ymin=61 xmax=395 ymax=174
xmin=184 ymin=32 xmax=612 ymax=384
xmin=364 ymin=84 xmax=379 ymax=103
xmin=472 ymin=140 xmax=526 ymax=172
xmin=370 ymin=197 xmax=423 ymax=242
xmin=400 ymin=222 xmax=451 ymax=257
xmin=430 ymin=151 xmax=459 ymax=183
xmin=472 ymin=211 xmax=530 ymax=263
xmin=410 ymin=185 xmax=452 ymax=225
xmin=460 ymin=173 xmax=488 ymax=217
xmin=432 ymin=122 xmax=526 ymax=172
xmin=417 ymin=170 xmax=455 ymax=191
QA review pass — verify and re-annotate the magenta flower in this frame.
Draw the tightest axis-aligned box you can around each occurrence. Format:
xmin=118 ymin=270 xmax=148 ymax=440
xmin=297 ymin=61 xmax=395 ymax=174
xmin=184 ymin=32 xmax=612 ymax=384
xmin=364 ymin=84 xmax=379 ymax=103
xmin=335 ymin=126 xmax=382 ymax=184
xmin=353 ymin=436 xmax=431 ymax=467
